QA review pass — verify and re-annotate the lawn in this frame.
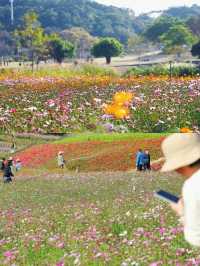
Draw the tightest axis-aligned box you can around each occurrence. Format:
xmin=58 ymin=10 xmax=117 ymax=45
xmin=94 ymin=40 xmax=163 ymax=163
xmin=0 ymin=171 xmax=199 ymax=265
xmin=55 ymin=133 xmax=168 ymax=144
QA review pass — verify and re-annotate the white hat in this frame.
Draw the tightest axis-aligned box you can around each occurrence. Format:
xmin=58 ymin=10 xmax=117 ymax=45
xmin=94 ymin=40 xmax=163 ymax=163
xmin=58 ymin=151 xmax=64 ymax=155
xmin=8 ymin=157 xmax=13 ymax=161
xmin=161 ymin=133 xmax=200 ymax=172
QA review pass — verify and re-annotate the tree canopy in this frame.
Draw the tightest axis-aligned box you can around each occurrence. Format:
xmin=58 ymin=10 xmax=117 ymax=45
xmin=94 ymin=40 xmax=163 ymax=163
xmin=160 ymin=24 xmax=196 ymax=54
xmin=0 ymin=0 xmax=138 ymax=44
xmin=47 ymin=34 xmax=74 ymax=63
xmin=91 ymin=38 xmax=123 ymax=64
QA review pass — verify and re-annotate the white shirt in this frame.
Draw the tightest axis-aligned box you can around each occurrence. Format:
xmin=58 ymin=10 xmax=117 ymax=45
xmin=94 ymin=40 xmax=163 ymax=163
xmin=183 ymin=168 xmax=200 ymax=246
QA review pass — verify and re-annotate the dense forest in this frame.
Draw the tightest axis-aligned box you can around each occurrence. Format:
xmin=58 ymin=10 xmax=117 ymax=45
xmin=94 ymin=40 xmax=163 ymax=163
xmin=163 ymin=4 xmax=200 ymax=19
xmin=0 ymin=0 xmax=200 ymax=60
xmin=0 ymin=0 xmax=200 ymax=44
xmin=0 ymin=0 xmax=150 ymax=44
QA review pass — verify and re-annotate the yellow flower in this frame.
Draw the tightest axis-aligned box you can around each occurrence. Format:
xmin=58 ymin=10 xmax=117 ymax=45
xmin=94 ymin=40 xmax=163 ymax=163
xmin=113 ymin=92 xmax=133 ymax=105
xmin=114 ymin=107 xmax=129 ymax=119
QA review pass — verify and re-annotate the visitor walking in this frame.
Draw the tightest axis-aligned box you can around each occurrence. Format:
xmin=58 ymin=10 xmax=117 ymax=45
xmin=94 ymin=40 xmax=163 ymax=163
xmin=0 ymin=158 xmax=6 ymax=171
xmin=57 ymin=151 xmax=65 ymax=169
xmin=3 ymin=157 xmax=14 ymax=183
xmin=15 ymin=159 xmax=22 ymax=172
xmin=143 ymin=150 xmax=151 ymax=171
xmin=161 ymin=133 xmax=200 ymax=246
xmin=136 ymin=149 xmax=144 ymax=171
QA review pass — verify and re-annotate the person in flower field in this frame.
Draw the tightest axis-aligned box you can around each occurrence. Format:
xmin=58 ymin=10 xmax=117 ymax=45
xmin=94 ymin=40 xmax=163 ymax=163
xmin=136 ymin=149 xmax=144 ymax=171
xmin=0 ymin=158 xmax=6 ymax=172
xmin=3 ymin=157 xmax=14 ymax=183
xmin=57 ymin=151 xmax=65 ymax=169
xmin=143 ymin=150 xmax=151 ymax=171
xmin=15 ymin=159 xmax=22 ymax=172
xmin=161 ymin=133 xmax=200 ymax=246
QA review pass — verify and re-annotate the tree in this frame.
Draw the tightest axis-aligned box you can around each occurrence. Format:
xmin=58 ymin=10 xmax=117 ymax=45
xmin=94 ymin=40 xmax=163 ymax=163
xmin=187 ymin=16 xmax=200 ymax=37
xmin=14 ymin=11 xmax=48 ymax=68
xmin=144 ymin=16 xmax=180 ymax=43
xmin=191 ymin=41 xmax=200 ymax=58
xmin=127 ymin=35 xmax=144 ymax=53
xmin=0 ymin=0 xmax=136 ymax=45
xmin=61 ymin=27 xmax=98 ymax=59
xmin=47 ymin=35 xmax=74 ymax=63
xmin=91 ymin=38 xmax=123 ymax=64
xmin=160 ymin=24 xmax=196 ymax=54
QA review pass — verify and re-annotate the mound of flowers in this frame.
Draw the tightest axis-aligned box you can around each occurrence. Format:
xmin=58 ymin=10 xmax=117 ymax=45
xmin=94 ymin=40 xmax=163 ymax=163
xmin=15 ymin=138 xmax=164 ymax=171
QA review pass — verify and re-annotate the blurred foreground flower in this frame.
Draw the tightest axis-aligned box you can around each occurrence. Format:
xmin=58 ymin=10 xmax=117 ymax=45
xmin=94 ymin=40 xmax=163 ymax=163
xmin=180 ymin=127 xmax=193 ymax=133
xmin=113 ymin=91 xmax=133 ymax=106
xmin=104 ymin=91 xmax=133 ymax=119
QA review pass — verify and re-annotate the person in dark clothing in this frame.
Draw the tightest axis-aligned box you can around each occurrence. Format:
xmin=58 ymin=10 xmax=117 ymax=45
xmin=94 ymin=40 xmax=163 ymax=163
xmin=3 ymin=158 xmax=14 ymax=183
xmin=136 ymin=149 xmax=144 ymax=171
xmin=143 ymin=150 xmax=151 ymax=171
xmin=0 ymin=158 xmax=6 ymax=171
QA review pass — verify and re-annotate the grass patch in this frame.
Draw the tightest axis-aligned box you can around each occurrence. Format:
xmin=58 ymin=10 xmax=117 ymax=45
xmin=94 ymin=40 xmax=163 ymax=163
xmin=56 ymin=133 xmax=168 ymax=144
xmin=0 ymin=171 xmax=197 ymax=265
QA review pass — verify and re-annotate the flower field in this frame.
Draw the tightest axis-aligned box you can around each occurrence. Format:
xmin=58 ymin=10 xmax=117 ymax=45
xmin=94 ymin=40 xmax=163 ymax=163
xmin=1 ymin=73 xmax=200 ymax=133
xmin=15 ymin=137 xmax=164 ymax=171
xmin=0 ymin=171 xmax=200 ymax=265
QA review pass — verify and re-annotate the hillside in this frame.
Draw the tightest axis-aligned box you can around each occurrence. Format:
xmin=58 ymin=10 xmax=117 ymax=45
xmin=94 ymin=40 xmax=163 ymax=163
xmin=0 ymin=0 xmax=142 ymax=44
xmin=164 ymin=4 xmax=200 ymax=19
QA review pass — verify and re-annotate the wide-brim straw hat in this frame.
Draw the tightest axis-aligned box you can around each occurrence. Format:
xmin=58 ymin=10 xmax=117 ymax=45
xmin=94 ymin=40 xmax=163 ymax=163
xmin=161 ymin=133 xmax=200 ymax=172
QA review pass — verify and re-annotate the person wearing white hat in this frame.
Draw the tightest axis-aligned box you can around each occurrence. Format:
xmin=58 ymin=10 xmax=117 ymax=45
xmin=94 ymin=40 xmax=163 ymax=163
xmin=57 ymin=151 xmax=65 ymax=169
xmin=161 ymin=133 xmax=200 ymax=246
xmin=15 ymin=159 xmax=22 ymax=172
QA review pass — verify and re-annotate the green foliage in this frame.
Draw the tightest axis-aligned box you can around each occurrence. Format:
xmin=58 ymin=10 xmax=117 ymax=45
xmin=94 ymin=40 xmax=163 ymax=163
xmin=47 ymin=34 xmax=74 ymax=63
xmin=79 ymin=64 xmax=117 ymax=76
xmin=61 ymin=27 xmax=98 ymax=58
xmin=144 ymin=16 xmax=181 ymax=42
xmin=124 ymin=65 xmax=200 ymax=77
xmin=14 ymin=11 xmax=48 ymax=65
xmin=187 ymin=16 xmax=200 ymax=37
xmin=91 ymin=38 xmax=123 ymax=64
xmin=0 ymin=0 xmax=137 ymax=44
xmin=160 ymin=24 xmax=196 ymax=53
xmin=191 ymin=41 xmax=200 ymax=58
xmin=164 ymin=4 xmax=200 ymax=19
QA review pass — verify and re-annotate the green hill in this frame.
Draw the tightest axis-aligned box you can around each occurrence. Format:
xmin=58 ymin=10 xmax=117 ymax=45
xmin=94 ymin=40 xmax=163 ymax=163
xmin=0 ymin=0 xmax=141 ymax=44
xmin=164 ymin=4 xmax=200 ymax=19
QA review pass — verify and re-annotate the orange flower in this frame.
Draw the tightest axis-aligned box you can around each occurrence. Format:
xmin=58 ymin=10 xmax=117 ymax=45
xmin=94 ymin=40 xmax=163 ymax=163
xmin=114 ymin=107 xmax=129 ymax=119
xmin=180 ymin=127 xmax=193 ymax=133
xmin=113 ymin=92 xmax=133 ymax=105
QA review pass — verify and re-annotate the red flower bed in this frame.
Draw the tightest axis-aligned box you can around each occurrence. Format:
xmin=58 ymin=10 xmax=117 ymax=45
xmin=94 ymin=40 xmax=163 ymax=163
xmin=16 ymin=138 xmax=164 ymax=171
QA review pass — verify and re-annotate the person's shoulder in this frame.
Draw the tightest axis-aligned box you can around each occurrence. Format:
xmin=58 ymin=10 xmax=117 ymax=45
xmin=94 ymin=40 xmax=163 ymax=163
xmin=183 ymin=172 xmax=200 ymax=198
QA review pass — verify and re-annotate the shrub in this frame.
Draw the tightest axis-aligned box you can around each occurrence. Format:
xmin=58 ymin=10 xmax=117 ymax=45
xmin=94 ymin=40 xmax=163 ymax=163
xmin=124 ymin=64 xmax=200 ymax=77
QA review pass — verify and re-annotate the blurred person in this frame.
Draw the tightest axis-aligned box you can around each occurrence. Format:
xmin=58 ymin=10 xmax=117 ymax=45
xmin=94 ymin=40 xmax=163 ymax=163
xmin=0 ymin=158 xmax=6 ymax=171
xmin=3 ymin=157 xmax=14 ymax=183
xmin=143 ymin=150 xmax=151 ymax=171
xmin=136 ymin=149 xmax=144 ymax=171
xmin=161 ymin=133 xmax=200 ymax=246
xmin=15 ymin=158 xmax=22 ymax=172
xmin=57 ymin=151 xmax=65 ymax=169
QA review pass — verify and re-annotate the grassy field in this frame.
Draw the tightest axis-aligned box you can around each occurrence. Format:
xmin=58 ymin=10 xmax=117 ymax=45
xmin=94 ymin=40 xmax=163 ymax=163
xmin=55 ymin=133 xmax=168 ymax=144
xmin=0 ymin=170 xmax=198 ymax=265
